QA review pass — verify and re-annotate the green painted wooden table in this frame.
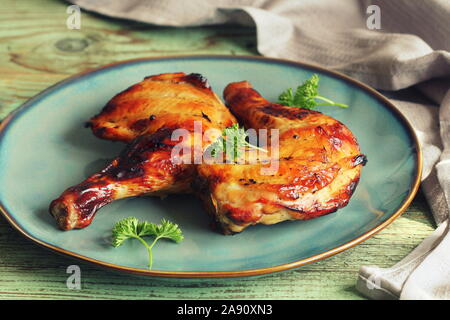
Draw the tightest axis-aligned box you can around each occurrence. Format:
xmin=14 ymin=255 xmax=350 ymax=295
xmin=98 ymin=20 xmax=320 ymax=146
xmin=0 ymin=0 xmax=435 ymax=300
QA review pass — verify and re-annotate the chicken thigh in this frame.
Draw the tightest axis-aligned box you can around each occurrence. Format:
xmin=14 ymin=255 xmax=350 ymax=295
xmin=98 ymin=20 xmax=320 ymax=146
xmin=195 ymin=81 xmax=366 ymax=234
xmin=50 ymin=73 xmax=236 ymax=230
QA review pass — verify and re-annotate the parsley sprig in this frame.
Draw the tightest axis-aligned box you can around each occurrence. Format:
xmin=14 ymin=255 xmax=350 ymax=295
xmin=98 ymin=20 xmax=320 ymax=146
xmin=112 ymin=217 xmax=184 ymax=269
xmin=209 ymin=123 xmax=267 ymax=161
xmin=278 ymin=74 xmax=348 ymax=109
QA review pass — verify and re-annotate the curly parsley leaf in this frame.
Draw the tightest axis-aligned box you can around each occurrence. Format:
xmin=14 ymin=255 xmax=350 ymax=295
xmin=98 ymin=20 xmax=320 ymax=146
xmin=112 ymin=217 xmax=183 ymax=269
xmin=278 ymin=74 xmax=348 ymax=110
xmin=209 ymin=123 xmax=267 ymax=161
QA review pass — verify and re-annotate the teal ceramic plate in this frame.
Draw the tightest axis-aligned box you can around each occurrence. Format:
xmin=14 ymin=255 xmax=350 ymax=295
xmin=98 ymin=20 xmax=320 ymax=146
xmin=0 ymin=56 xmax=421 ymax=278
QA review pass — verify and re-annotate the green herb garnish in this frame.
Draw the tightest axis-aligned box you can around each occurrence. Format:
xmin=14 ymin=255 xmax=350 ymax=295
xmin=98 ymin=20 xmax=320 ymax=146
xmin=209 ymin=123 xmax=267 ymax=161
xmin=112 ymin=217 xmax=183 ymax=269
xmin=278 ymin=74 xmax=348 ymax=109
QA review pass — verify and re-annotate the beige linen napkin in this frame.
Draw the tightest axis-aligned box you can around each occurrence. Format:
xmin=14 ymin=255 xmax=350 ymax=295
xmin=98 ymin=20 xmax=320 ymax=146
xmin=68 ymin=0 xmax=450 ymax=299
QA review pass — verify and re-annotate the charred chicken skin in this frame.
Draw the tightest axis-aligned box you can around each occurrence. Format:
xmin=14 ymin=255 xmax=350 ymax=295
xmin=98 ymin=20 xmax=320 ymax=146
xmin=88 ymin=72 xmax=235 ymax=143
xmin=49 ymin=73 xmax=236 ymax=230
xmin=195 ymin=81 xmax=366 ymax=234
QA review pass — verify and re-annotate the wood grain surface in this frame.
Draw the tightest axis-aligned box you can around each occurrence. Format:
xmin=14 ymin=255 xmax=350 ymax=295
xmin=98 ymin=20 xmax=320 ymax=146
xmin=0 ymin=0 xmax=435 ymax=300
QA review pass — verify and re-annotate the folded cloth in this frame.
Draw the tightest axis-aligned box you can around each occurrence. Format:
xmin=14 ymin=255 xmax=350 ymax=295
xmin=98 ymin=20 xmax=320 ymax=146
xmin=68 ymin=0 xmax=450 ymax=299
xmin=357 ymin=90 xmax=449 ymax=300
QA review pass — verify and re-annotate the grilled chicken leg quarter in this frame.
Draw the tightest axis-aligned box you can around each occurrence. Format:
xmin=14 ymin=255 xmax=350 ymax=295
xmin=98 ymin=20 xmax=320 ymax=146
xmin=195 ymin=81 xmax=367 ymax=234
xmin=50 ymin=73 xmax=236 ymax=230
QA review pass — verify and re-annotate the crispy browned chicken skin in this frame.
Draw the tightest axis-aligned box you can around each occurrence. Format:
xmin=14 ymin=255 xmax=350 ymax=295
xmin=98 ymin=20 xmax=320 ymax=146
xmin=195 ymin=81 xmax=366 ymax=234
xmin=49 ymin=73 xmax=236 ymax=230
xmin=89 ymin=72 xmax=235 ymax=143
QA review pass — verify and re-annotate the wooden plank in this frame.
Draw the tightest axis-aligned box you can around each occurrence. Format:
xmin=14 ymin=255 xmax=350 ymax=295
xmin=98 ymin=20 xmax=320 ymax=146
xmin=0 ymin=0 xmax=435 ymax=300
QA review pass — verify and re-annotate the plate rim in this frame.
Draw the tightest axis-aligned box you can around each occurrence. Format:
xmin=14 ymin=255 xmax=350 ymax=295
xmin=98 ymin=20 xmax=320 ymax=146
xmin=0 ymin=54 xmax=423 ymax=278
